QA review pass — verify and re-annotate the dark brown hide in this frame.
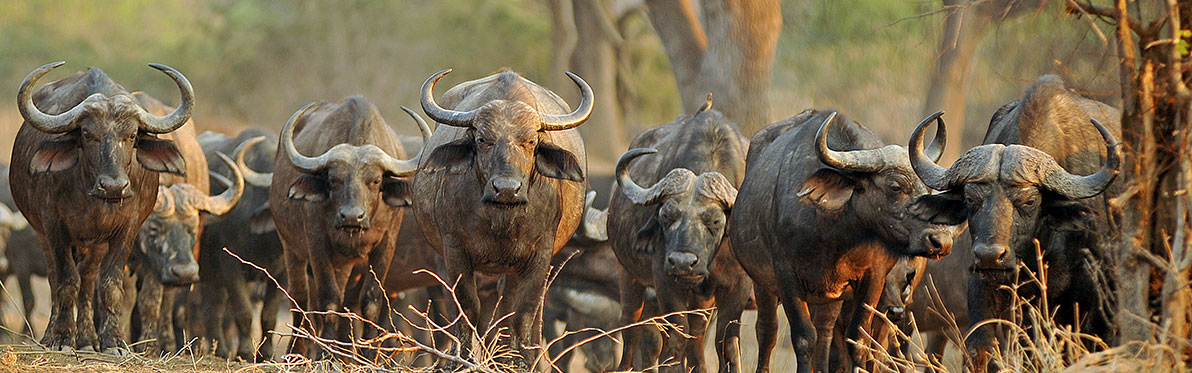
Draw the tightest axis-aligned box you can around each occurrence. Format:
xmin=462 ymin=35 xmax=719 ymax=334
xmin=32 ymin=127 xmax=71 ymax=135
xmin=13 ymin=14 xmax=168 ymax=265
xmin=413 ymin=70 xmax=590 ymax=370
xmin=9 ymin=63 xmax=192 ymax=354
xmin=270 ymin=96 xmax=422 ymax=358
xmin=607 ymin=106 xmax=751 ymax=373
xmin=729 ymin=109 xmax=960 ymax=373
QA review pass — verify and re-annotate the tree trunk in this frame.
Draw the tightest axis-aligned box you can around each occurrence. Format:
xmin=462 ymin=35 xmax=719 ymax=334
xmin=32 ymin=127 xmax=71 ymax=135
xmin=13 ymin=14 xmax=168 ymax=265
xmin=570 ymin=0 xmax=628 ymax=175
xmin=923 ymin=0 xmax=992 ymax=162
xmin=645 ymin=0 xmax=781 ymax=134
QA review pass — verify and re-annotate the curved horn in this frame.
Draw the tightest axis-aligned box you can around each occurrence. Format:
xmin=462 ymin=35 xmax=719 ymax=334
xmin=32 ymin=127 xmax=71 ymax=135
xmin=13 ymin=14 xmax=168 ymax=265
xmin=574 ymin=191 xmax=609 ymax=242
xmin=908 ymin=111 xmax=955 ymax=190
xmin=616 ymin=148 xmax=677 ymax=205
xmin=815 ymin=111 xmax=887 ymax=173
xmin=235 ymin=136 xmax=272 ymax=188
xmin=198 ymin=152 xmax=244 ymax=216
xmin=401 ymin=106 xmax=434 ymax=142
xmin=18 ymin=61 xmax=97 ymax=134
xmin=420 ymin=69 xmax=478 ymax=127
xmin=281 ymin=103 xmax=329 ymax=173
xmin=373 ymin=106 xmax=432 ymax=177
xmin=153 ymin=186 xmax=176 ymax=216
xmin=540 ymin=72 xmax=595 ymax=131
xmin=134 ymin=63 xmax=195 ymax=134
xmin=1039 ymin=119 xmax=1121 ymax=199
xmin=699 ymin=172 xmax=739 ymax=210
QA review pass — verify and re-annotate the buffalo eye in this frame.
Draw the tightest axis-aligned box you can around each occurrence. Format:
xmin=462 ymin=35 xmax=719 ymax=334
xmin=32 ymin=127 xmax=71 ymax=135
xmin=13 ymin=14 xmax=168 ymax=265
xmin=890 ymin=183 xmax=903 ymax=193
xmin=705 ymin=217 xmax=723 ymax=230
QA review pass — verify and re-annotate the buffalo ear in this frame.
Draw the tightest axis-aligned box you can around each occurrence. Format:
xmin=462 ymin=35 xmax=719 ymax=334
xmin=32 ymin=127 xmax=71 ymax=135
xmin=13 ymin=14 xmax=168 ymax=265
xmin=908 ymin=190 xmax=968 ymax=225
xmin=249 ymin=202 xmax=276 ymax=234
xmin=136 ymin=137 xmax=186 ymax=176
xmin=633 ymin=216 xmax=660 ymax=254
xmin=382 ymin=177 xmax=413 ymax=207
xmin=1044 ymin=199 xmax=1098 ymax=232
xmin=797 ymin=169 xmax=855 ymax=215
xmin=30 ymin=137 xmax=79 ymax=175
xmin=288 ymin=175 xmax=328 ymax=202
xmin=536 ymin=142 xmax=584 ymax=181
xmin=424 ymin=138 xmax=474 ymax=174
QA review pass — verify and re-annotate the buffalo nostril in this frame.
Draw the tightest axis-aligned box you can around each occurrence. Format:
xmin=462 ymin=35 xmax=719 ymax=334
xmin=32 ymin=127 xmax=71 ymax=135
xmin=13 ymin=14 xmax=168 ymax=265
xmin=338 ymin=207 xmax=366 ymax=223
xmin=666 ymin=252 xmax=698 ymax=270
xmin=171 ymin=262 xmax=199 ymax=281
xmin=974 ymin=244 xmax=1009 ymax=266
xmin=98 ymin=176 xmax=130 ymax=193
xmin=492 ymin=179 xmax=522 ymax=195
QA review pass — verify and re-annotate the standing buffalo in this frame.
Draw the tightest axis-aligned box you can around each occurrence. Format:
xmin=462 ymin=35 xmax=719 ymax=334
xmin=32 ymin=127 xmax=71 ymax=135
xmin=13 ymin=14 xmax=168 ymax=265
xmin=196 ymin=128 xmax=285 ymax=361
xmin=413 ymin=69 xmax=591 ymax=369
xmin=10 ymin=62 xmax=193 ymax=353
xmin=608 ymin=99 xmax=751 ymax=372
xmin=125 ymin=92 xmax=245 ymax=355
xmin=906 ymin=76 xmax=1120 ymax=368
xmin=269 ymin=97 xmax=429 ymax=357
xmin=729 ymin=110 xmax=958 ymax=372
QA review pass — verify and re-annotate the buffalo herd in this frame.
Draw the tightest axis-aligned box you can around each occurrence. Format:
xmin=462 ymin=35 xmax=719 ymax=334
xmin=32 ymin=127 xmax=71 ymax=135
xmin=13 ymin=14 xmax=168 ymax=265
xmin=0 ymin=61 xmax=1122 ymax=373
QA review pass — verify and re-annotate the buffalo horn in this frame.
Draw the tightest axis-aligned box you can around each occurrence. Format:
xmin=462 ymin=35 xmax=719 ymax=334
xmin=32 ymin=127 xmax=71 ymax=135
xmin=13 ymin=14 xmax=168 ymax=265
xmin=539 ymin=72 xmax=594 ymax=131
xmin=1038 ymin=119 xmax=1120 ymax=199
xmin=236 ymin=136 xmax=273 ymax=188
xmin=420 ymin=69 xmax=478 ymax=128
xmin=17 ymin=61 xmax=101 ymax=134
xmin=815 ymin=111 xmax=888 ymax=173
xmin=132 ymin=63 xmax=195 ymax=134
xmin=198 ymin=151 xmax=244 ymax=216
xmin=908 ymin=111 xmax=955 ymax=190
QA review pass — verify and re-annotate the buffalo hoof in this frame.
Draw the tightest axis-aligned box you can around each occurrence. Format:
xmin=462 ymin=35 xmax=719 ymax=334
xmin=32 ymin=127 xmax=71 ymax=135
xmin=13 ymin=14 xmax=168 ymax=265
xmin=103 ymin=347 xmax=131 ymax=357
xmin=40 ymin=332 xmax=74 ymax=352
xmin=78 ymin=345 xmax=97 ymax=353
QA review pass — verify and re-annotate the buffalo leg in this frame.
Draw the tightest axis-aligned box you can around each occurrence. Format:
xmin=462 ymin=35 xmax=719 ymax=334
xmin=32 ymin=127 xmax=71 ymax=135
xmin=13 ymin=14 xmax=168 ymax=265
xmin=843 ymin=269 xmax=886 ymax=369
xmin=715 ymin=275 xmax=751 ymax=373
xmin=358 ymin=236 xmax=397 ymax=351
xmin=258 ymin=278 xmax=283 ymax=362
xmin=282 ymin=238 xmax=311 ymax=356
xmin=311 ymin=259 xmax=351 ymax=358
xmin=754 ymin=287 xmax=780 ymax=373
xmin=200 ymin=280 xmax=228 ymax=356
xmin=654 ymin=279 xmax=694 ymax=373
xmin=809 ymin=302 xmax=841 ymax=372
xmin=505 ymin=248 xmax=551 ymax=371
xmin=775 ymin=264 xmax=814 ymax=373
xmin=74 ymin=241 xmax=108 ymax=352
xmin=18 ymin=269 xmax=37 ymax=337
xmin=224 ymin=261 xmax=256 ymax=361
xmin=616 ymin=277 xmax=647 ymax=371
xmin=39 ymin=231 xmax=78 ymax=350
xmin=136 ymin=270 xmax=164 ymax=354
xmin=97 ymin=233 xmax=134 ymax=354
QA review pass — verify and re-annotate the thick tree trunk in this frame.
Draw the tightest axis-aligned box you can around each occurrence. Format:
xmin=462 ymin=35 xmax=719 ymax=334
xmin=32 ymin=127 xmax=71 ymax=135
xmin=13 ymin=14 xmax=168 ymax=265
xmin=923 ymin=0 xmax=992 ymax=161
xmin=569 ymin=0 xmax=628 ymax=175
xmin=645 ymin=0 xmax=781 ymax=134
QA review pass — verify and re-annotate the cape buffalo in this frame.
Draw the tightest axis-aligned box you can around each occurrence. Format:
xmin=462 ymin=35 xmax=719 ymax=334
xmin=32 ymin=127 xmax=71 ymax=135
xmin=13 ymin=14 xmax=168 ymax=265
xmin=608 ymin=99 xmax=751 ymax=373
xmin=906 ymin=75 xmax=1120 ymax=369
xmin=125 ymin=92 xmax=245 ymax=355
xmin=196 ymin=128 xmax=285 ymax=361
xmin=269 ymin=96 xmax=429 ymax=357
xmin=729 ymin=109 xmax=959 ymax=373
xmin=414 ymin=69 xmax=591 ymax=370
xmin=10 ymin=62 xmax=193 ymax=353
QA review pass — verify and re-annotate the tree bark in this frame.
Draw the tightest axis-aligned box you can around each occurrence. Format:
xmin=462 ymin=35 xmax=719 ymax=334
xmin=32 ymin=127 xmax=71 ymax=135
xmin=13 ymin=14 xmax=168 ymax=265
xmin=645 ymin=0 xmax=781 ymax=134
xmin=923 ymin=0 xmax=993 ymax=161
xmin=569 ymin=0 xmax=629 ymax=175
